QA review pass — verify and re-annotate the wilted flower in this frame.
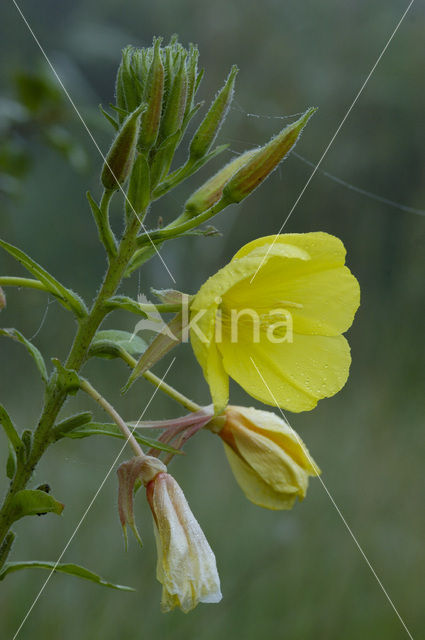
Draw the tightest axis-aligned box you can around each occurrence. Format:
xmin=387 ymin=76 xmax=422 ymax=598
xmin=147 ymin=471 xmax=222 ymax=613
xmin=0 ymin=287 xmax=5 ymax=310
xmin=117 ymin=455 xmax=221 ymax=613
xmin=214 ymin=405 xmax=319 ymax=510
xmin=190 ymin=232 xmax=360 ymax=413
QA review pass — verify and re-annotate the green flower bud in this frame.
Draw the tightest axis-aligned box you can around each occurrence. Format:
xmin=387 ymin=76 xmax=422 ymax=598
xmin=189 ymin=65 xmax=238 ymax=162
xmin=138 ymin=37 xmax=164 ymax=151
xmin=125 ymin=154 xmax=150 ymax=219
xmin=101 ymin=104 xmax=145 ymax=191
xmin=115 ymin=46 xmax=142 ymax=119
xmin=159 ymin=51 xmax=188 ymax=141
xmin=184 ymin=44 xmax=200 ymax=118
xmin=222 ymin=107 xmax=317 ymax=204
xmin=185 ymin=149 xmax=255 ymax=216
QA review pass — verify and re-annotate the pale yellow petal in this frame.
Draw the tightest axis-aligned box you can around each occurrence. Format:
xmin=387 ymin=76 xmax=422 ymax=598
xmin=223 ymin=443 xmax=298 ymax=510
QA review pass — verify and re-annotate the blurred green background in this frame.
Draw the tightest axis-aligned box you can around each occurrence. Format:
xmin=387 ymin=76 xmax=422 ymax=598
xmin=0 ymin=0 xmax=424 ymax=638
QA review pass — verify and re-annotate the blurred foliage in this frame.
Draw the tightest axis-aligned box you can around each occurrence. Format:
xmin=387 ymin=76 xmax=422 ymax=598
xmin=0 ymin=0 xmax=424 ymax=639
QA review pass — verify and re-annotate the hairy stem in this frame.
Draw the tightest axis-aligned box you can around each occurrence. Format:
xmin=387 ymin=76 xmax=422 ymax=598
xmin=79 ymin=379 xmax=144 ymax=457
xmin=0 ymin=215 xmax=142 ymax=548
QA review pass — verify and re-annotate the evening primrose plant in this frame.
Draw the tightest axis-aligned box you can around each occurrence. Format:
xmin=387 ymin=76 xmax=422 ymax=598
xmin=0 ymin=36 xmax=360 ymax=613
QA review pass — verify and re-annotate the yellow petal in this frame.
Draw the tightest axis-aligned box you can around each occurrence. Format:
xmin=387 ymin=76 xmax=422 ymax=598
xmin=230 ymin=406 xmax=319 ymax=474
xmin=223 ymin=442 xmax=298 ymax=510
xmin=219 ymin=330 xmax=351 ymax=412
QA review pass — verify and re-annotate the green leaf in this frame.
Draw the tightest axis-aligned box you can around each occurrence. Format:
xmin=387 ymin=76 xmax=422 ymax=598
xmin=9 ymin=489 xmax=64 ymax=523
xmin=0 ymin=328 xmax=48 ymax=383
xmin=105 ymin=296 xmax=148 ymax=316
xmin=52 ymin=412 xmax=92 ymax=440
xmin=124 ymin=243 xmax=163 ymax=277
xmin=6 ymin=440 xmax=17 ymax=479
xmin=0 ymin=238 xmax=87 ymax=318
xmin=90 ymin=330 xmax=148 ymax=360
xmin=52 ymin=359 xmax=80 ymax=394
xmin=61 ymin=422 xmax=181 ymax=454
xmin=0 ymin=405 xmax=22 ymax=453
xmin=0 ymin=561 xmax=134 ymax=591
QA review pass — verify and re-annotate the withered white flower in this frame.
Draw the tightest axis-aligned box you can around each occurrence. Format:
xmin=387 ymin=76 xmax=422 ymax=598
xmin=147 ymin=471 xmax=222 ymax=613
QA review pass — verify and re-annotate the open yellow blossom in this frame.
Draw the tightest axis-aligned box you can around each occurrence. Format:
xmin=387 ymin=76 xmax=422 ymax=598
xmin=146 ymin=471 xmax=222 ymax=613
xmin=190 ymin=232 xmax=360 ymax=413
xmin=214 ymin=405 xmax=319 ymax=510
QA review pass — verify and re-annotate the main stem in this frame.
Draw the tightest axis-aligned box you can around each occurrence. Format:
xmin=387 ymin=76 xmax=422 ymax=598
xmin=0 ymin=215 xmax=141 ymax=548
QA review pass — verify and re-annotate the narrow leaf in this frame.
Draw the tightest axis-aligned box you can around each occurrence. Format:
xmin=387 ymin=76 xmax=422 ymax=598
xmin=9 ymin=489 xmax=64 ymax=523
xmin=51 ymin=412 xmax=92 ymax=440
xmin=0 ymin=238 xmax=87 ymax=318
xmin=0 ymin=561 xmax=134 ymax=591
xmin=105 ymin=296 xmax=148 ymax=316
xmin=0 ymin=328 xmax=48 ymax=383
xmin=0 ymin=405 xmax=22 ymax=452
xmin=61 ymin=422 xmax=181 ymax=454
xmin=90 ymin=330 xmax=148 ymax=359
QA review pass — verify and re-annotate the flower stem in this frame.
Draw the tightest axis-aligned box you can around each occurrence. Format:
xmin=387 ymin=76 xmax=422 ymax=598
xmin=119 ymin=350 xmax=201 ymax=413
xmin=0 ymin=277 xmax=49 ymax=292
xmin=79 ymin=378 xmax=144 ymax=457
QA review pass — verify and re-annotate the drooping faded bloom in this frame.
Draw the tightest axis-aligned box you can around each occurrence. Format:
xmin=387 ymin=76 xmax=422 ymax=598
xmin=190 ymin=232 xmax=360 ymax=413
xmin=117 ymin=455 xmax=221 ymax=613
xmin=0 ymin=287 xmax=5 ymax=310
xmin=213 ymin=405 xmax=319 ymax=510
xmin=147 ymin=471 xmax=222 ymax=613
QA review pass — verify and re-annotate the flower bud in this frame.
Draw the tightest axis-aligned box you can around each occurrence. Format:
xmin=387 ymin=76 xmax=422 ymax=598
xmin=159 ymin=51 xmax=188 ymax=141
xmin=0 ymin=287 xmax=5 ymax=310
xmin=217 ymin=406 xmax=319 ymax=510
xmin=147 ymin=471 xmax=222 ymax=612
xmin=189 ymin=65 xmax=238 ymax=162
xmin=185 ymin=149 xmax=255 ymax=216
xmin=222 ymin=107 xmax=317 ymax=204
xmin=138 ymin=37 xmax=164 ymax=151
xmin=125 ymin=153 xmax=150 ymax=219
xmin=115 ymin=46 xmax=142 ymax=119
xmin=101 ymin=104 xmax=145 ymax=191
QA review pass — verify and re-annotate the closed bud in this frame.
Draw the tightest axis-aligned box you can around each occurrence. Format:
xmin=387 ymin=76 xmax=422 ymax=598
xmin=0 ymin=287 xmax=5 ymax=310
xmin=101 ymin=104 xmax=145 ymax=191
xmin=159 ymin=51 xmax=188 ymax=141
xmin=216 ymin=406 xmax=320 ymax=510
xmin=125 ymin=153 xmax=150 ymax=219
xmin=138 ymin=37 xmax=165 ymax=151
xmin=222 ymin=107 xmax=317 ymax=204
xmin=189 ymin=65 xmax=238 ymax=162
xmin=115 ymin=46 xmax=142 ymax=119
xmin=185 ymin=149 xmax=255 ymax=216
xmin=184 ymin=43 xmax=200 ymax=118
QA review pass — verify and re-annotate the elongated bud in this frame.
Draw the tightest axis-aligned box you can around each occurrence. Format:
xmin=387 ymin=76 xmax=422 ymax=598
xmin=189 ymin=65 xmax=238 ymax=162
xmin=101 ymin=104 xmax=145 ymax=191
xmin=0 ymin=287 xmax=5 ymax=311
xmin=138 ymin=38 xmax=164 ymax=151
xmin=125 ymin=153 xmax=150 ymax=219
xmin=184 ymin=44 xmax=200 ymax=118
xmin=115 ymin=46 xmax=141 ymax=119
xmin=185 ymin=149 xmax=255 ymax=216
xmin=222 ymin=107 xmax=317 ymax=204
xmin=159 ymin=52 xmax=188 ymax=140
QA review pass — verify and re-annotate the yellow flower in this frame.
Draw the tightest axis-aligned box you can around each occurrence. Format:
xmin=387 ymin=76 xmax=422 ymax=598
xmin=190 ymin=232 xmax=360 ymax=413
xmin=146 ymin=471 xmax=222 ymax=613
xmin=215 ymin=405 xmax=319 ymax=510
